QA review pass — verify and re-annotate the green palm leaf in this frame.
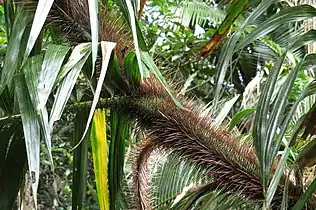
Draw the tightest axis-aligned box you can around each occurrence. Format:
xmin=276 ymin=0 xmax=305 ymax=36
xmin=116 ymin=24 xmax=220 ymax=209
xmin=0 ymin=9 xmax=31 ymax=92
xmin=75 ymin=41 xmax=116 ymax=150
xmin=24 ymin=0 xmax=54 ymax=59
xmin=50 ymin=43 xmax=91 ymax=127
xmin=90 ymin=109 xmax=110 ymax=210
xmin=176 ymin=0 xmax=226 ymax=28
xmin=14 ymin=73 xmax=40 ymax=208
xmin=88 ymin=0 xmax=98 ymax=76
xmin=213 ymin=0 xmax=277 ymax=109
xmin=108 ymin=111 xmax=129 ymax=209
xmin=72 ymin=108 xmax=89 ymax=209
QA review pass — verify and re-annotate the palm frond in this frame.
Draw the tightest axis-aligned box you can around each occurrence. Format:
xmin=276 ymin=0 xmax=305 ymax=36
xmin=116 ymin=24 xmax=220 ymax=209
xmin=108 ymin=111 xmax=130 ymax=209
xmin=132 ymin=135 xmax=157 ymax=210
xmin=71 ymin=108 xmax=89 ymax=209
xmin=151 ymin=154 xmax=210 ymax=209
xmin=170 ymin=186 xmax=259 ymax=210
xmin=121 ymin=75 xmax=303 ymax=207
xmin=174 ymin=0 xmax=226 ymax=28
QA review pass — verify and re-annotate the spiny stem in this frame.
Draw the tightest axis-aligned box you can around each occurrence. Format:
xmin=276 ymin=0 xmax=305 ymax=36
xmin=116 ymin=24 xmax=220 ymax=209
xmin=0 ymin=97 xmax=123 ymax=124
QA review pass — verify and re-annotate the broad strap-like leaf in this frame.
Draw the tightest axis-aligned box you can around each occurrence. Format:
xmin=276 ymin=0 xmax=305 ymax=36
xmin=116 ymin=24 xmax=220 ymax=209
xmin=38 ymin=44 xmax=70 ymax=107
xmin=14 ymin=74 xmax=40 ymax=208
xmin=88 ymin=0 xmax=98 ymax=76
xmin=50 ymin=44 xmax=91 ymax=127
xmin=74 ymin=41 xmax=115 ymax=150
xmin=4 ymin=0 xmax=15 ymax=38
xmin=91 ymin=109 xmax=110 ymax=210
xmin=20 ymin=45 xmax=69 ymax=170
xmin=290 ymin=30 xmax=316 ymax=52
xmin=22 ymin=55 xmax=55 ymax=167
xmin=125 ymin=0 xmax=148 ymax=79
xmin=24 ymin=0 xmax=54 ymax=59
xmin=0 ymin=9 xmax=31 ymax=92
xmin=56 ymin=43 xmax=92 ymax=84
xmin=115 ymin=0 xmax=147 ymax=50
xmin=108 ymin=112 xmax=128 ymax=210
xmin=72 ymin=109 xmax=89 ymax=209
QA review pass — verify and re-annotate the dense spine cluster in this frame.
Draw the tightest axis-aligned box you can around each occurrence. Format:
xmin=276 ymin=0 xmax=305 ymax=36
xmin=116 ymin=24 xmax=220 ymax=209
xmin=125 ymin=77 xmax=302 ymax=209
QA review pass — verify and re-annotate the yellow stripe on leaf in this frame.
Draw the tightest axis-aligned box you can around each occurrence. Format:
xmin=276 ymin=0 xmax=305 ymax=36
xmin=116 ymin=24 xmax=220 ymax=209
xmin=90 ymin=109 xmax=110 ymax=210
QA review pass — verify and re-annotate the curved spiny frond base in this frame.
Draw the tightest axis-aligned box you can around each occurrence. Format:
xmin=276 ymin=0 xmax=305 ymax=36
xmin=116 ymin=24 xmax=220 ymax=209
xmin=131 ymin=136 xmax=157 ymax=210
xmin=126 ymin=76 xmax=304 ymax=209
